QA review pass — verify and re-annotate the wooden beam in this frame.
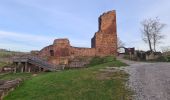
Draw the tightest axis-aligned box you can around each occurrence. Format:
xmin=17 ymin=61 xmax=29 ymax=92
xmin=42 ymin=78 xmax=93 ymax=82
xmin=28 ymin=67 xmax=31 ymax=73
xmin=39 ymin=67 xmax=41 ymax=72
xmin=14 ymin=63 xmax=17 ymax=73
xmin=25 ymin=62 xmax=28 ymax=72
xmin=21 ymin=67 xmax=24 ymax=73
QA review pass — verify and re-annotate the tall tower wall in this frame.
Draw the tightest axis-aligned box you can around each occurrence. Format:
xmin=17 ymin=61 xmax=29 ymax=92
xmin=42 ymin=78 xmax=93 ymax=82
xmin=91 ymin=10 xmax=117 ymax=56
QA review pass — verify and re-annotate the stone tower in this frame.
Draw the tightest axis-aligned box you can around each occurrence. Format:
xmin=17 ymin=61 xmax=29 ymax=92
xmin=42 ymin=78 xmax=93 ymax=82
xmin=91 ymin=10 xmax=117 ymax=56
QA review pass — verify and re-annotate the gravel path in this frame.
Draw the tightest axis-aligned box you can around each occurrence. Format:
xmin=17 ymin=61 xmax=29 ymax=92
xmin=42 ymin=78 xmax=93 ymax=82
xmin=119 ymin=59 xmax=170 ymax=100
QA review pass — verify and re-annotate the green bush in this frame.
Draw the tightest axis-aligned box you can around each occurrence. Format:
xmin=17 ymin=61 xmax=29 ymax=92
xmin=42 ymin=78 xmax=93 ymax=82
xmin=156 ymin=56 xmax=167 ymax=62
xmin=103 ymin=56 xmax=116 ymax=62
xmin=87 ymin=56 xmax=104 ymax=66
xmin=166 ymin=56 xmax=170 ymax=62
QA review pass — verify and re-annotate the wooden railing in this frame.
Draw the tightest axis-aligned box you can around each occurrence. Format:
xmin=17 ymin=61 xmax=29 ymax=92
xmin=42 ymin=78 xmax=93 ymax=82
xmin=13 ymin=55 xmax=61 ymax=71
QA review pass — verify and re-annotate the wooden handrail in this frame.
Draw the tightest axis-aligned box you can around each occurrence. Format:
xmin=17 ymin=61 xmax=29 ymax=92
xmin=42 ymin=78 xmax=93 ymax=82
xmin=13 ymin=55 xmax=60 ymax=71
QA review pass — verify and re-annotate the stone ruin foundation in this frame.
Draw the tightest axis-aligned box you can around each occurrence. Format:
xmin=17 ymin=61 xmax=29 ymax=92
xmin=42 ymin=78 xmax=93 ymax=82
xmin=0 ymin=78 xmax=22 ymax=100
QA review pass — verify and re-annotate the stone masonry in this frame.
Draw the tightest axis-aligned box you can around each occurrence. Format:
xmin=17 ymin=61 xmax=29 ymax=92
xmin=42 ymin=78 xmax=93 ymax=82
xmin=91 ymin=10 xmax=117 ymax=56
xmin=38 ymin=10 xmax=117 ymax=65
xmin=0 ymin=78 xmax=22 ymax=100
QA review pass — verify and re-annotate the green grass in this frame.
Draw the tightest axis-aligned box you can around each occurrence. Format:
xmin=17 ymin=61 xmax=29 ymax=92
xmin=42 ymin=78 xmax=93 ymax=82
xmin=87 ymin=56 xmax=128 ymax=67
xmin=0 ymin=73 xmax=32 ymax=80
xmin=4 ymin=56 xmax=131 ymax=100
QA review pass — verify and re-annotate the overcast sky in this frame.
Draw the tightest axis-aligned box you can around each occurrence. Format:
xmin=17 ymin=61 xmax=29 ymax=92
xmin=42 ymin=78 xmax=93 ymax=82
xmin=0 ymin=0 xmax=170 ymax=52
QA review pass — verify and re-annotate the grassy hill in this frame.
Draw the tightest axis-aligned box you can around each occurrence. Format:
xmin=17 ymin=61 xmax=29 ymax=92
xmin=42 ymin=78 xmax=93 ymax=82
xmin=0 ymin=49 xmax=27 ymax=67
xmin=3 ymin=56 xmax=132 ymax=100
xmin=0 ymin=49 xmax=25 ymax=58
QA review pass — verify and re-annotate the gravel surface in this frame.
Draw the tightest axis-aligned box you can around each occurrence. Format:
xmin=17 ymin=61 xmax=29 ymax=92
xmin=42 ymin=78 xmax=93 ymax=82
xmin=119 ymin=59 xmax=170 ymax=100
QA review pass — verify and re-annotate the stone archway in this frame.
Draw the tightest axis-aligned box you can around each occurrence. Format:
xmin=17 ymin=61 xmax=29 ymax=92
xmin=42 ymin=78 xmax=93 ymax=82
xmin=118 ymin=47 xmax=126 ymax=54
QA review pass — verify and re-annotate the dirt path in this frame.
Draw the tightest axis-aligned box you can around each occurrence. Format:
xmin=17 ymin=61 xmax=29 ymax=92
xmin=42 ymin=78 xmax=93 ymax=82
xmin=119 ymin=59 xmax=170 ymax=100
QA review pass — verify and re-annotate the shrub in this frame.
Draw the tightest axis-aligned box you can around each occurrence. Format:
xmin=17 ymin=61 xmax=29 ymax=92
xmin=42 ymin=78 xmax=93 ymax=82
xmin=87 ymin=56 xmax=116 ymax=67
xmin=166 ymin=56 xmax=170 ymax=62
xmin=103 ymin=56 xmax=116 ymax=62
xmin=154 ymin=56 xmax=166 ymax=62
xmin=87 ymin=56 xmax=104 ymax=66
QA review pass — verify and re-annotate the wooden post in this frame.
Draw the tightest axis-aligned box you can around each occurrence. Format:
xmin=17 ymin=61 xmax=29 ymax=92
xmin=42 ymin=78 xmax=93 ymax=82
xmin=39 ymin=67 xmax=40 ymax=72
xmin=20 ymin=62 xmax=23 ymax=73
xmin=14 ymin=63 xmax=17 ymax=73
xmin=21 ymin=67 xmax=24 ymax=73
xmin=14 ymin=67 xmax=17 ymax=73
xmin=25 ymin=62 xmax=28 ymax=72
xmin=28 ymin=66 xmax=31 ymax=73
xmin=18 ymin=62 xmax=21 ymax=72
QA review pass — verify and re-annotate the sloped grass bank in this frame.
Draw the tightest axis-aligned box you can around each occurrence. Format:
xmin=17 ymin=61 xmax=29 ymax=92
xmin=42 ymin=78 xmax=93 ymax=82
xmin=0 ymin=73 xmax=32 ymax=80
xmin=4 ymin=56 xmax=131 ymax=100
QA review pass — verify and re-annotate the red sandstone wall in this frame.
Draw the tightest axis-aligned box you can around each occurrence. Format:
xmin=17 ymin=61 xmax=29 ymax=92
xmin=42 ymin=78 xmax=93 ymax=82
xmin=99 ymin=11 xmax=117 ymax=33
xmin=39 ymin=45 xmax=53 ymax=57
xmin=53 ymin=39 xmax=71 ymax=57
xmin=39 ymin=39 xmax=96 ymax=65
xmin=71 ymin=47 xmax=95 ymax=57
xmin=92 ymin=10 xmax=117 ymax=56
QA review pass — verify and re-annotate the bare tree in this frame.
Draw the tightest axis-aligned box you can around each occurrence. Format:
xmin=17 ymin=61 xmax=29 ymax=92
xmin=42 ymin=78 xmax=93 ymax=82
xmin=141 ymin=19 xmax=153 ymax=51
xmin=152 ymin=18 xmax=165 ymax=52
xmin=141 ymin=18 xmax=165 ymax=52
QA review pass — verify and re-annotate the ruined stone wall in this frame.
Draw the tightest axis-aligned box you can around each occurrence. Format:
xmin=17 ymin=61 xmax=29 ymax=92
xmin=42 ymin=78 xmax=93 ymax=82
xmin=39 ymin=39 xmax=96 ymax=65
xmin=71 ymin=47 xmax=95 ymax=57
xmin=99 ymin=11 xmax=117 ymax=33
xmin=91 ymin=10 xmax=117 ymax=56
xmin=53 ymin=39 xmax=70 ymax=57
xmin=39 ymin=45 xmax=53 ymax=57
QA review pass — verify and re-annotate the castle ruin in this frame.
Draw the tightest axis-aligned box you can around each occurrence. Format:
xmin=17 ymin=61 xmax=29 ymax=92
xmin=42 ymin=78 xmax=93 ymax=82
xmin=38 ymin=10 xmax=117 ymax=66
